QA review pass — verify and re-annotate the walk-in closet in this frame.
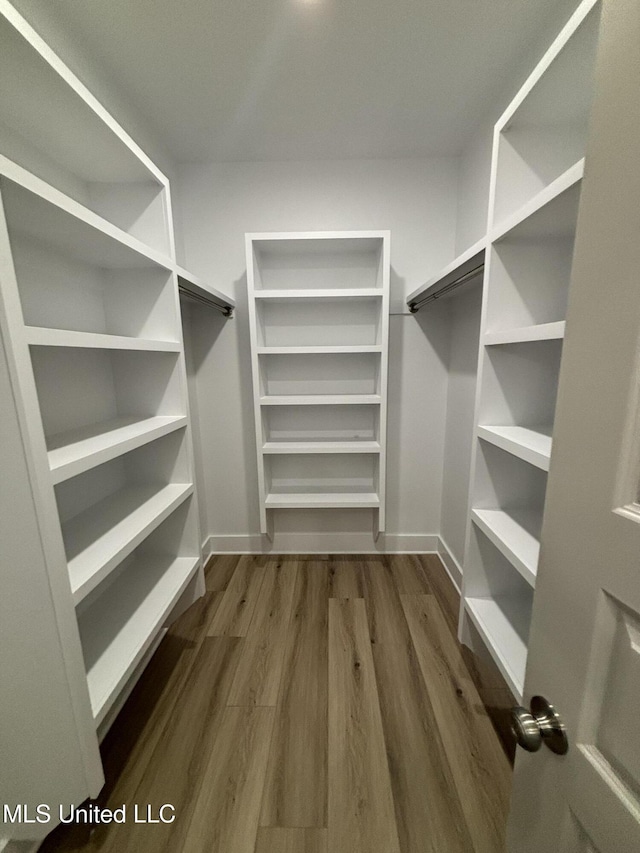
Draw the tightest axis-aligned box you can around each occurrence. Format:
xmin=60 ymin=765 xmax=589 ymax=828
xmin=2 ymin=0 xmax=639 ymax=851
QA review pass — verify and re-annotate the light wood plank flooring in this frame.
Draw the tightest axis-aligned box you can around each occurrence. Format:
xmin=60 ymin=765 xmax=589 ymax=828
xmin=41 ymin=554 xmax=511 ymax=853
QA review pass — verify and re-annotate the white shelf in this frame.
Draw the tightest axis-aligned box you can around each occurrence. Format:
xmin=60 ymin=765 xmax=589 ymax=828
xmin=254 ymin=288 xmax=383 ymax=300
xmin=0 ymin=164 xmax=173 ymax=270
xmin=464 ymin=595 xmax=530 ymax=702
xmin=477 ymin=425 xmax=552 ymax=471
xmin=257 ymin=345 xmax=382 ymax=355
xmin=25 ymin=326 xmax=181 ymax=352
xmin=263 ymin=440 xmax=381 ymax=454
xmin=492 ymin=160 xmax=584 ymax=244
xmin=97 ymin=626 xmax=168 ymax=743
xmin=48 ymin=415 xmax=188 ymax=484
xmin=471 ymin=508 xmax=540 ymax=587
xmin=484 ymin=321 xmax=565 ymax=346
xmin=265 ymin=492 xmax=380 ymax=509
xmin=260 ymin=394 xmax=382 ymax=406
xmin=407 ymin=237 xmax=486 ymax=310
xmin=80 ymin=554 xmax=199 ymax=725
xmin=65 ymin=483 xmax=193 ymax=604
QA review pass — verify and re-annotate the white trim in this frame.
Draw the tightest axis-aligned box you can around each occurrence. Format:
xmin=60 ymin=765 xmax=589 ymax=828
xmin=436 ymin=537 xmax=463 ymax=593
xmin=205 ymin=532 xmax=438 ymax=554
xmin=201 ymin=536 xmax=212 ymax=559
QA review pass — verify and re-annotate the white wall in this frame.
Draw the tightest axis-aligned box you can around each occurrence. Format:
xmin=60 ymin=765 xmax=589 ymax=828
xmin=439 ymin=286 xmax=483 ymax=581
xmin=176 ymin=158 xmax=458 ymax=552
xmin=455 ymin=118 xmax=494 ymax=255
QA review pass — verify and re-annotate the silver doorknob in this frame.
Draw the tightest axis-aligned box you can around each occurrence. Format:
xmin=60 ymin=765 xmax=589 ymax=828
xmin=511 ymin=695 xmax=568 ymax=755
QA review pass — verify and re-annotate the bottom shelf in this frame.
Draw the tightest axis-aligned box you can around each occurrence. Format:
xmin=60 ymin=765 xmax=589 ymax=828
xmin=97 ymin=627 xmax=168 ymax=743
xmin=264 ymin=492 xmax=380 ymax=508
xmin=464 ymin=594 xmax=531 ymax=701
xmin=79 ymin=553 xmax=199 ymax=725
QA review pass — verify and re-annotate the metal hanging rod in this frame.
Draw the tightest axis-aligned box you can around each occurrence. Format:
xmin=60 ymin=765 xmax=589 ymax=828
xmin=178 ymin=285 xmax=234 ymax=317
xmin=409 ymin=263 xmax=484 ymax=313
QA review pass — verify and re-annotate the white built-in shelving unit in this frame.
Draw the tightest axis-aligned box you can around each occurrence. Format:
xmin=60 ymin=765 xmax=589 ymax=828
xmin=246 ymin=232 xmax=390 ymax=534
xmin=0 ymin=0 xmax=231 ymax=814
xmin=459 ymin=0 xmax=601 ymax=702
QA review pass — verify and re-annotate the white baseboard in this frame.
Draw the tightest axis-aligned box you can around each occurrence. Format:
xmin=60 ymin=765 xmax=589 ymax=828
xmin=201 ymin=536 xmax=211 ymax=559
xmin=205 ymin=532 xmax=439 ymax=555
xmin=436 ymin=536 xmax=463 ymax=594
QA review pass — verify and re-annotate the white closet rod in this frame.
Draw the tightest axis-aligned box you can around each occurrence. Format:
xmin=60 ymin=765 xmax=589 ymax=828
xmin=178 ymin=285 xmax=234 ymax=317
xmin=408 ymin=263 xmax=484 ymax=313
xmin=176 ymin=267 xmax=235 ymax=317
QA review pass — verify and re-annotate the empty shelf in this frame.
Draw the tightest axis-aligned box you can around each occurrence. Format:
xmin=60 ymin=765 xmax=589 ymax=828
xmin=492 ymin=160 xmax=584 ymax=243
xmin=48 ymin=415 xmax=188 ymax=483
xmin=260 ymin=394 xmax=381 ymax=406
xmin=0 ymin=163 xmax=172 ymax=270
xmin=478 ymin=425 xmax=552 ymax=471
xmin=65 ymin=483 xmax=194 ymax=604
xmin=80 ymin=553 xmax=199 ymax=724
xmin=254 ymin=288 xmax=383 ymax=300
xmin=257 ymin=345 xmax=381 ymax=355
xmin=25 ymin=326 xmax=181 ymax=352
xmin=484 ymin=321 xmax=566 ymax=346
xmin=264 ymin=492 xmax=380 ymax=508
xmin=471 ymin=508 xmax=540 ymax=587
xmin=464 ymin=595 xmax=531 ymax=702
xmin=97 ymin=626 xmax=168 ymax=742
xmin=263 ymin=440 xmax=381 ymax=454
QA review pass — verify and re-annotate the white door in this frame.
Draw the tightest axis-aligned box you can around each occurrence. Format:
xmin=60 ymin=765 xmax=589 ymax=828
xmin=507 ymin=0 xmax=640 ymax=849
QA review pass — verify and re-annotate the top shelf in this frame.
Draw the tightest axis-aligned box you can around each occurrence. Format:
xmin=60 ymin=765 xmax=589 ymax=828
xmin=491 ymin=0 xmax=600 ymax=226
xmin=407 ymin=237 xmax=486 ymax=312
xmin=248 ymin=231 xmax=388 ymax=250
xmin=247 ymin=231 xmax=388 ymax=293
xmin=0 ymin=3 xmax=171 ymax=255
xmin=0 ymin=171 xmax=172 ymax=271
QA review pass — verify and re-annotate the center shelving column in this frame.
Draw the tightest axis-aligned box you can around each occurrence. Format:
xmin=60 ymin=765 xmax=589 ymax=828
xmin=246 ymin=231 xmax=390 ymax=537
